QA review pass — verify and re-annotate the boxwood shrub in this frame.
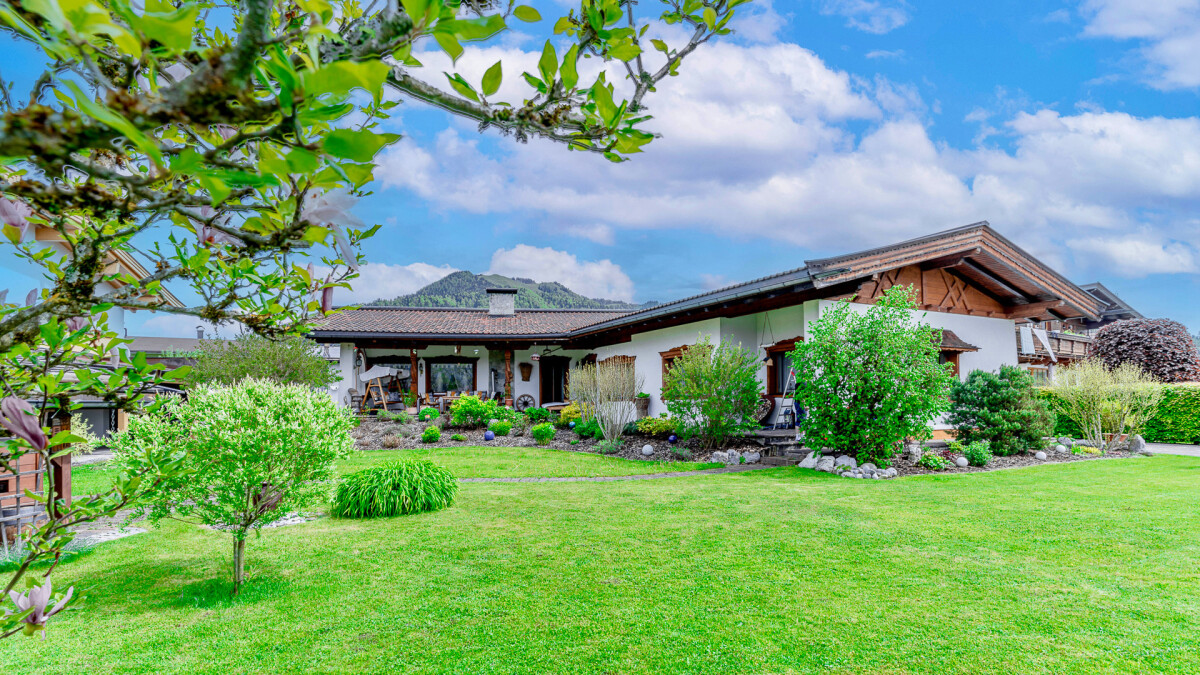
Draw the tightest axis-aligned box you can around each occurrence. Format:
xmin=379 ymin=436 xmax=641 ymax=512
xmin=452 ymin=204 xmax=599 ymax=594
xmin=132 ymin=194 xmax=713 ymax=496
xmin=531 ymin=422 xmax=556 ymax=444
xmin=421 ymin=425 xmax=441 ymax=443
xmin=332 ymin=460 xmax=457 ymax=518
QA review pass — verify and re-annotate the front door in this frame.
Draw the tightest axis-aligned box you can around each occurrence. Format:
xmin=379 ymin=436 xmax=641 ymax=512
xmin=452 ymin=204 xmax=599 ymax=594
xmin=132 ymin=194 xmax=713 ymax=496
xmin=539 ymin=356 xmax=570 ymax=405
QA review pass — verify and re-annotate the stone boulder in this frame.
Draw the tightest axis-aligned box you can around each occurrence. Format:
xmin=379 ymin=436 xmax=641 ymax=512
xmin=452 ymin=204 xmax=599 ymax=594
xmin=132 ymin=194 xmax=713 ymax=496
xmin=641 ymin=444 xmax=655 ymax=457
xmin=955 ymin=456 xmax=969 ymax=468
xmin=799 ymin=454 xmax=819 ymax=469
xmin=834 ymin=455 xmax=857 ymax=470
xmin=861 ymin=462 xmax=877 ymax=472
xmin=1058 ymin=436 xmax=1074 ymax=446
xmin=815 ymin=456 xmax=836 ymax=473
xmin=1034 ymin=451 xmax=1047 ymax=460
xmin=1128 ymin=435 xmax=1152 ymax=456
xmin=743 ymin=451 xmax=761 ymax=464
xmin=1053 ymin=444 xmax=1068 ymax=454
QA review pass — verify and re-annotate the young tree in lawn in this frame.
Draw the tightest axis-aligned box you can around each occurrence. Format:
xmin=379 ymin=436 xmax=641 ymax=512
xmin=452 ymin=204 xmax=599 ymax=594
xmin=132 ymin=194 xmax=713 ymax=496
xmin=661 ymin=335 xmax=762 ymax=449
xmin=1049 ymin=359 xmax=1162 ymax=452
xmin=789 ymin=286 xmax=955 ymax=466
xmin=110 ymin=379 xmax=354 ymax=593
xmin=188 ymin=333 xmax=339 ymax=389
xmin=0 ymin=0 xmax=753 ymax=636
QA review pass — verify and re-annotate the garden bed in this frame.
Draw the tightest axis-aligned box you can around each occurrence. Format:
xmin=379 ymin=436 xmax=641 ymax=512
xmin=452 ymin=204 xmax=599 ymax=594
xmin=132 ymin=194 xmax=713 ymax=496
xmin=890 ymin=445 xmax=1140 ymax=477
xmin=351 ymin=418 xmax=765 ymax=464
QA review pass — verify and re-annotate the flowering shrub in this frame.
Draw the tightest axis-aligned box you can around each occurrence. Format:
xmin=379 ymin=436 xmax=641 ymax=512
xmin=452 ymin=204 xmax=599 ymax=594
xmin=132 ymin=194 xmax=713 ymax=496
xmin=450 ymin=395 xmax=501 ymax=428
xmin=662 ymin=335 xmax=761 ymax=449
xmin=111 ymin=379 xmax=353 ymax=594
xmin=791 ymin=286 xmax=954 ymax=466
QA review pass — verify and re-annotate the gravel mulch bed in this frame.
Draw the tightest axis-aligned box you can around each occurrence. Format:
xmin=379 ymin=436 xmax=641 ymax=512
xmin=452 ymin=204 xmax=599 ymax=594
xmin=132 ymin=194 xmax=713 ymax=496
xmin=351 ymin=418 xmax=768 ymax=464
xmin=888 ymin=446 xmax=1139 ymax=477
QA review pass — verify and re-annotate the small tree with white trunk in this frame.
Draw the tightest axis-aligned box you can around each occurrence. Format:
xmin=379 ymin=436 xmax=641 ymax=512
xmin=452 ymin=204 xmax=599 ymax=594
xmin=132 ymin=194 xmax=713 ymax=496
xmin=569 ymin=361 xmax=644 ymax=442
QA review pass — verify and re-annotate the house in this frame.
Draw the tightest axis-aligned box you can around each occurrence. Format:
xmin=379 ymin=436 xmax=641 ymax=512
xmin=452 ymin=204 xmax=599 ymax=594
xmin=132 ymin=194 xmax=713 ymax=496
xmin=310 ymin=222 xmax=1114 ymax=426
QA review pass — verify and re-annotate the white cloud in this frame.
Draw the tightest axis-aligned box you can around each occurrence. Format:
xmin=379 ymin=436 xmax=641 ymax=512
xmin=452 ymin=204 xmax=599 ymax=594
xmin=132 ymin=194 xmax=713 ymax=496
xmin=1080 ymin=0 xmax=1200 ymax=89
xmin=1068 ymin=235 xmax=1198 ymax=275
xmin=818 ymin=0 xmax=911 ymax=34
xmin=486 ymin=245 xmax=635 ymax=302
xmin=375 ymin=30 xmax=1200 ymax=282
xmin=865 ymin=49 xmax=906 ymax=59
xmin=336 ymin=262 xmax=458 ymax=304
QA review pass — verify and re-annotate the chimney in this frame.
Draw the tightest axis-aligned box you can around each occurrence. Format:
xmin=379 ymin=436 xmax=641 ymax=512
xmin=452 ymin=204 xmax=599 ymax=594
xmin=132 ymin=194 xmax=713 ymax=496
xmin=486 ymin=288 xmax=517 ymax=316
xmin=196 ymin=325 xmax=205 ymax=340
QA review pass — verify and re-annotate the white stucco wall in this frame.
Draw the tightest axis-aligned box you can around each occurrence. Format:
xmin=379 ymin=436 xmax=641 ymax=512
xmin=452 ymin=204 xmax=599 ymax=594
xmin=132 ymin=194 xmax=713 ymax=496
xmin=593 ymin=319 xmax=722 ymax=417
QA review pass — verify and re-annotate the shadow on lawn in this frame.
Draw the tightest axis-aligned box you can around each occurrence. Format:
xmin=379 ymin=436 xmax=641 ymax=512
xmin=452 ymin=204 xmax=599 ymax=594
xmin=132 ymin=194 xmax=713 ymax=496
xmin=170 ymin=576 xmax=294 ymax=609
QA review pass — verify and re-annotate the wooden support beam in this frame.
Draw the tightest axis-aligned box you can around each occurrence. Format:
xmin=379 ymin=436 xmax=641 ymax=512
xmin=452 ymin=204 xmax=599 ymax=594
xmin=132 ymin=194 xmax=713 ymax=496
xmin=1004 ymin=300 xmax=1064 ymax=319
xmin=504 ymin=350 xmax=514 ymax=405
xmin=409 ymin=349 xmax=418 ymax=401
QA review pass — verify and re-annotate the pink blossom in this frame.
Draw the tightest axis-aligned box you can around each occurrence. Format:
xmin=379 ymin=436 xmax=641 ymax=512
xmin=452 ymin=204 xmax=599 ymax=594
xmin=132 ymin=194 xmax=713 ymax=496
xmin=0 ymin=397 xmax=47 ymax=452
xmin=299 ymin=190 xmax=364 ymax=272
xmin=6 ymin=580 xmax=73 ymax=638
xmin=0 ymin=197 xmax=32 ymax=242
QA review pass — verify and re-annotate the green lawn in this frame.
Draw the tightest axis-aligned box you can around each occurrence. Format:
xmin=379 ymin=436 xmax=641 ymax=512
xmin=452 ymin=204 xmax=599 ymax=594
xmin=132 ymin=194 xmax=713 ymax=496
xmin=12 ymin=455 xmax=1200 ymax=673
xmin=70 ymin=446 xmax=721 ymax=495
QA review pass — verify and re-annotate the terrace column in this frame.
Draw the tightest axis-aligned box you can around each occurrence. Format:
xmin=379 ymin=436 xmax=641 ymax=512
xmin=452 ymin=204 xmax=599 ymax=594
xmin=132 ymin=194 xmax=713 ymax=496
xmin=410 ymin=349 xmax=419 ymax=401
xmin=504 ymin=349 xmax=514 ymax=405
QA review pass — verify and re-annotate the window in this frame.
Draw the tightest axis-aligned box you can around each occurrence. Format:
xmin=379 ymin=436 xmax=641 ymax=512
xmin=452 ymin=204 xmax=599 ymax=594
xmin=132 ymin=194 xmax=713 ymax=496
xmin=939 ymin=350 xmax=961 ymax=377
xmin=764 ymin=337 xmax=801 ymax=395
xmin=659 ymin=345 xmax=688 ymax=383
xmin=425 ymin=357 xmax=477 ymax=393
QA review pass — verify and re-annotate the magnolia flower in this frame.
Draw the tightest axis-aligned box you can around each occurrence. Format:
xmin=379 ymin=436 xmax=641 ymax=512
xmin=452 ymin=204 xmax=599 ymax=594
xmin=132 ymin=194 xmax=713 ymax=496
xmin=0 ymin=397 xmax=47 ymax=452
xmin=64 ymin=316 xmax=87 ymax=332
xmin=299 ymin=190 xmax=363 ymax=272
xmin=191 ymin=206 xmax=240 ymax=246
xmin=25 ymin=288 xmax=37 ymax=306
xmin=321 ymin=286 xmax=334 ymax=315
xmin=7 ymin=580 xmax=73 ymax=638
xmin=0 ymin=198 xmax=32 ymax=242
xmin=213 ymin=124 xmax=237 ymax=142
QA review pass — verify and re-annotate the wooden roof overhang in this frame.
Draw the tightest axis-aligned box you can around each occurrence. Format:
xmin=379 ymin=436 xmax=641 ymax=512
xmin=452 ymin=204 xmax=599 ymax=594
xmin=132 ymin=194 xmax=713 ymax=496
xmin=803 ymin=222 xmax=1105 ymax=322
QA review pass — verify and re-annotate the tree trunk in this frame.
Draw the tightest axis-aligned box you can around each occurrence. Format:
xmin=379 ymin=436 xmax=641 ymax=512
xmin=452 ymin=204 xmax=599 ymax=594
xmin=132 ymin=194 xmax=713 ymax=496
xmin=232 ymin=536 xmax=246 ymax=595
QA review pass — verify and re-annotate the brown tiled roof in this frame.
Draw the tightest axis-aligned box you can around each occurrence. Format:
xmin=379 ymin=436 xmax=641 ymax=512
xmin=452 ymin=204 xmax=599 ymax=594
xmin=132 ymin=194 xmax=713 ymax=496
xmin=939 ymin=329 xmax=980 ymax=352
xmin=314 ymin=308 xmax=630 ymax=338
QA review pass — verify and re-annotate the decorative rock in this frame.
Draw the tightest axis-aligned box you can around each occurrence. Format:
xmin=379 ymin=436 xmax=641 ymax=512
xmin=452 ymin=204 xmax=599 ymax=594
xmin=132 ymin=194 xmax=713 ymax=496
xmin=861 ymin=462 xmax=877 ymax=472
xmin=799 ymin=455 xmax=819 ymax=469
xmin=815 ymin=456 xmax=836 ymax=473
xmin=904 ymin=443 xmax=922 ymax=463
xmin=1128 ymin=434 xmax=1152 ymax=455
xmin=1058 ymin=436 xmax=1074 ymax=446
xmin=569 ymin=421 xmax=576 ymax=429
xmin=1034 ymin=451 xmax=1047 ymax=460
xmin=641 ymin=444 xmax=655 ymax=456
xmin=834 ymin=455 xmax=857 ymax=470
xmin=743 ymin=451 xmax=761 ymax=464
xmin=711 ymin=451 xmax=728 ymax=463
xmin=484 ymin=430 xmax=495 ymax=441
xmin=883 ymin=468 xmax=898 ymax=478
xmin=1054 ymin=444 xmax=1068 ymax=454
xmin=955 ymin=456 xmax=969 ymax=468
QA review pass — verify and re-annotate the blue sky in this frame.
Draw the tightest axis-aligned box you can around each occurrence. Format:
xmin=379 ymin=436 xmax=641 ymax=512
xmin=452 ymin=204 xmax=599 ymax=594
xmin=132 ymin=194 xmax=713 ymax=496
xmin=3 ymin=0 xmax=1199 ymax=335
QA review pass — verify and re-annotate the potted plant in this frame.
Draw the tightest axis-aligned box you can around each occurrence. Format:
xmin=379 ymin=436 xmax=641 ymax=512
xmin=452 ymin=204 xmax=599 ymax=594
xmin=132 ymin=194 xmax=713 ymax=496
xmin=634 ymin=392 xmax=651 ymax=419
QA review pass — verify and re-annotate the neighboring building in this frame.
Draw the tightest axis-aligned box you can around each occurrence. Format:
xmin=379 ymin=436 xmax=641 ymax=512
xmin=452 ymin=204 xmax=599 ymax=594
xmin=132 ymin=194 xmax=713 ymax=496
xmin=310 ymin=222 xmax=1115 ymax=427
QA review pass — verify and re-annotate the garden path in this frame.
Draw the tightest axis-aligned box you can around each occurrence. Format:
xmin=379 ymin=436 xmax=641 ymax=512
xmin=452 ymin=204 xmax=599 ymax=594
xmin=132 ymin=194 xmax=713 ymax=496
xmin=1147 ymin=443 xmax=1200 ymax=457
xmin=460 ymin=464 xmax=770 ymax=483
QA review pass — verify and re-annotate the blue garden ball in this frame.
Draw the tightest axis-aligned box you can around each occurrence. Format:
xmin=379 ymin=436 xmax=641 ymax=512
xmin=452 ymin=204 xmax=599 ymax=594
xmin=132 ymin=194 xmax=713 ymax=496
xmin=484 ymin=430 xmax=495 ymax=441
xmin=568 ymin=421 xmax=576 ymax=429
xmin=668 ymin=434 xmax=678 ymax=444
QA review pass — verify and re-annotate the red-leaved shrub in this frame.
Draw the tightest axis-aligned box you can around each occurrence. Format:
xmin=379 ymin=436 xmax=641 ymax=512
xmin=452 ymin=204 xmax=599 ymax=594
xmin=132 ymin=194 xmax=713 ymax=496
xmin=1092 ymin=319 xmax=1200 ymax=383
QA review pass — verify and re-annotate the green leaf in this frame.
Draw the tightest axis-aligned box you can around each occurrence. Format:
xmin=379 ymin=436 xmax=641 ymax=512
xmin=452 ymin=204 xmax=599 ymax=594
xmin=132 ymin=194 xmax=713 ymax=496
xmin=434 ymin=31 xmax=463 ymax=63
xmin=439 ymin=14 xmax=506 ymax=41
xmin=399 ymin=0 xmax=430 ymax=22
xmin=512 ymin=5 xmax=541 ymax=22
xmin=560 ymin=44 xmax=579 ymax=90
xmin=303 ymin=61 xmax=391 ymax=103
xmin=538 ymin=40 xmax=558 ymax=85
xmin=651 ymin=38 xmax=668 ymax=53
xmin=481 ymin=60 xmax=502 ymax=96
xmin=607 ymin=41 xmax=641 ymax=62
xmin=133 ymin=3 xmax=199 ymax=52
xmin=591 ymin=81 xmax=618 ymax=125
xmin=63 ymin=81 xmax=162 ymax=165
xmin=444 ymin=73 xmax=479 ymax=101
xmin=323 ymin=129 xmax=401 ymax=162
xmin=552 ymin=16 xmax=573 ymax=34
xmin=702 ymin=6 xmax=716 ymax=29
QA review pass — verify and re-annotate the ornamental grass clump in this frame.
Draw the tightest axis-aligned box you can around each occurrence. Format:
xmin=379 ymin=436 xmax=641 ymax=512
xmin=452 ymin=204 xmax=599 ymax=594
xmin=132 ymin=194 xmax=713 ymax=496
xmin=332 ymin=460 xmax=457 ymax=518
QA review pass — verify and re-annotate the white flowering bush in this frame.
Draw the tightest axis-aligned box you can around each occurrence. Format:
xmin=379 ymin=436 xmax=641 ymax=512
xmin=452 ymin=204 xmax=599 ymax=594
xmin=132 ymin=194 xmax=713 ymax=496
xmin=111 ymin=379 xmax=354 ymax=594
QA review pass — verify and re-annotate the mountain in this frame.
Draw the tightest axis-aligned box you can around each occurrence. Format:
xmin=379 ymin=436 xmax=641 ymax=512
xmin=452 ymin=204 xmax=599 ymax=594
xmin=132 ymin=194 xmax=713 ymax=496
xmin=371 ymin=271 xmax=655 ymax=310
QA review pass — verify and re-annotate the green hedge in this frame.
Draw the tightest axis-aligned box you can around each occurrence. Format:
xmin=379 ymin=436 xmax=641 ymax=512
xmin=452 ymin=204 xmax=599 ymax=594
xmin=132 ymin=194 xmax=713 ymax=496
xmin=1039 ymin=385 xmax=1200 ymax=445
